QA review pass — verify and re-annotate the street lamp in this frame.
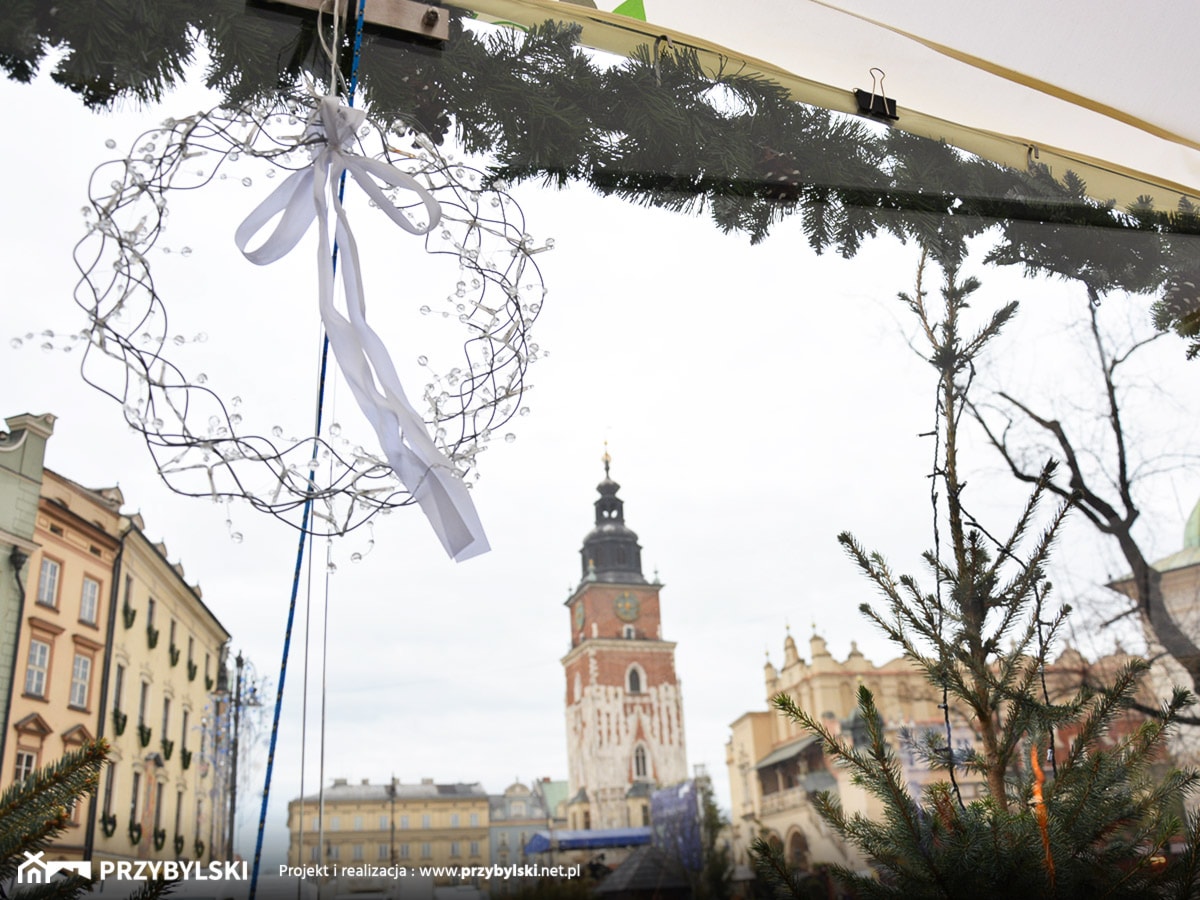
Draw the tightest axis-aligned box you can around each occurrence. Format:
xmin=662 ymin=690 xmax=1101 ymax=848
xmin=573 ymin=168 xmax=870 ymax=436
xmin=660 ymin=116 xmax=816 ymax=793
xmin=228 ymin=652 xmax=243 ymax=861
xmin=210 ymin=661 xmax=230 ymax=861
xmin=388 ymin=775 xmax=397 ymax=867
xmin=222 ymin=651 xmax=263 ymax=861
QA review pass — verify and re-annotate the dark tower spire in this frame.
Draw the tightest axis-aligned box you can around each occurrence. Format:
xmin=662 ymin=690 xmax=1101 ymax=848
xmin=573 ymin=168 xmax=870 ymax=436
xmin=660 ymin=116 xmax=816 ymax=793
xmin=579 ymin=449 xmax=645 ymax=584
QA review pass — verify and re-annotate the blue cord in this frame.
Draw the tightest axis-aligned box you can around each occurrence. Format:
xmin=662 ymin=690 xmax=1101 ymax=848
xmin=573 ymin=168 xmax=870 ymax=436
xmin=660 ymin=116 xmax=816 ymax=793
xmin=249 ymin=2 xmax=369 ymax=895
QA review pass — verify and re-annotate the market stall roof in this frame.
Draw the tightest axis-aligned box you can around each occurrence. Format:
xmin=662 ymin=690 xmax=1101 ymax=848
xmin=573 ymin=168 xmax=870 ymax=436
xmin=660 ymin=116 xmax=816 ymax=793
xmin=524 ymin=826 xmax=652 ymax=854
xmin=451 ymin=0 xmax=1199 ymax=210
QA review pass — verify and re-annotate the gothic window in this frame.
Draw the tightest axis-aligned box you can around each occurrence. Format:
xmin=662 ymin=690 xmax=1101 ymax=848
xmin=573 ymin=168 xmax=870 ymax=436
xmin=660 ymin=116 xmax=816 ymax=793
xmin=627 ymin=665 xmax=644 ymax=693
xmin=634 ymin=745 xmax=648 ymax=779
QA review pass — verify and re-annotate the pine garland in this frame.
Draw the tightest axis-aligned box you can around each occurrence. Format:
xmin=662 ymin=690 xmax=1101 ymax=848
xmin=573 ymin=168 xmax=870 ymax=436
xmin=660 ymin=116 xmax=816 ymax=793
xmin=3 ymin=3 xmax=1200 ymax=348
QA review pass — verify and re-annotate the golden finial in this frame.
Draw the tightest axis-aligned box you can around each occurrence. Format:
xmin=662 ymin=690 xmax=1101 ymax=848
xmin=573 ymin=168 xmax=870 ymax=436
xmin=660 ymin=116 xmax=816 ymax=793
xmin=602 ymin=440 xmax=611 ymax=478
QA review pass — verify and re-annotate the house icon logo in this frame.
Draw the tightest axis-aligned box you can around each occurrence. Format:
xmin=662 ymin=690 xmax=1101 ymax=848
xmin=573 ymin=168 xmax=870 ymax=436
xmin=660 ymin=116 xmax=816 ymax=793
xmin=16 ymin=851 xmax=93 ymax=884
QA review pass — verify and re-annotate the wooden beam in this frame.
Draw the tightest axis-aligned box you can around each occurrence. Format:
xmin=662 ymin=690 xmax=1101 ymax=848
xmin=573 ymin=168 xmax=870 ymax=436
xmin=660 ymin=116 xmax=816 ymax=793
xmin=261 ymin=0 xmax=450 ymax=41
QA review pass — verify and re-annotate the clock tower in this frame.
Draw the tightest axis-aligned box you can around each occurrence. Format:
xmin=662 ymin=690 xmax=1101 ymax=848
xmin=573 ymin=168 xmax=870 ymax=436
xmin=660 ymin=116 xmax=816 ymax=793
xmin=562 ymin=453 xmax=688 ymax=830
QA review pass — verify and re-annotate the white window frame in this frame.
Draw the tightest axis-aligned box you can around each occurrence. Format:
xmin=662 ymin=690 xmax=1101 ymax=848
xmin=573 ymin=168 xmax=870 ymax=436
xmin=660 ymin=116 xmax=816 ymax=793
xmin=69 ymin=653 xmax=91 ymax=709
xmin=80 ymin=577 xmax=100 ymax=624
xmin=36 ymin=558 xmax=60 ymax=607
xmin=25 ymin=639 xmax=50 ymax=697
xmin=14 ymin=750 xmax=36 ymax=782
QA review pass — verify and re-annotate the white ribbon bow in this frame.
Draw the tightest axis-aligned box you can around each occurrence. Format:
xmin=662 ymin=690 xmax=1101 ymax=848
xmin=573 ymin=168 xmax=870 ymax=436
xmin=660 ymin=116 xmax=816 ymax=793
xmin=235 ymin=97 xmax=489 ymax=561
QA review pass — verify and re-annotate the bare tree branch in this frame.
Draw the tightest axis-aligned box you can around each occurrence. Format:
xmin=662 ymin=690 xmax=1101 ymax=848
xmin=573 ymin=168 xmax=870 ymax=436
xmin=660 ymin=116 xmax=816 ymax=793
xmin=968 ymin=294 xmax=1200 ymax=697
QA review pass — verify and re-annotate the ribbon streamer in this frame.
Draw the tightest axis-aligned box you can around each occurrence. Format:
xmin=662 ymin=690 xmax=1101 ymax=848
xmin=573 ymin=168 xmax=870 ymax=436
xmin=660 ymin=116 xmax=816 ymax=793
xmin=235 ymin=97 xmax=489 ymax=561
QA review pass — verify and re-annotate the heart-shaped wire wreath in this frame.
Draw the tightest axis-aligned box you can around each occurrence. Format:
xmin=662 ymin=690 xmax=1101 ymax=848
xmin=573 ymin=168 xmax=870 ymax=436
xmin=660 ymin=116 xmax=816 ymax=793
xmin=74 ymin=96 xmax=548 ymax=557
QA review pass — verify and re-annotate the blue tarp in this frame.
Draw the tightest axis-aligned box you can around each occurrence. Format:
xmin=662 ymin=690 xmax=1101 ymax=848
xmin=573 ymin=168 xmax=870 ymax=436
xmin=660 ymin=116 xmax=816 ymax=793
xmin=525 ymin=827 xmax=652 ymax=854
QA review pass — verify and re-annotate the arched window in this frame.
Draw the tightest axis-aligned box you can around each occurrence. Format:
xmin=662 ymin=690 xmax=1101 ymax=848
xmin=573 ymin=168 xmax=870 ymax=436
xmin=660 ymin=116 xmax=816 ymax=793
xmin=628 ymin=666 xmax=641 ymax=693
xmin=787 ymin=830 xmax=810 ymax=871
xmin=634 ymin=745 xmax=648 ymax=779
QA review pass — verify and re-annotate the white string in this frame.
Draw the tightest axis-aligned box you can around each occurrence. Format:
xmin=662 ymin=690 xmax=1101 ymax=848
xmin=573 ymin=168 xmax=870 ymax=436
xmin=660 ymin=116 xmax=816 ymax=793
xmin=316 ymin=536 xmax=334 ymax=869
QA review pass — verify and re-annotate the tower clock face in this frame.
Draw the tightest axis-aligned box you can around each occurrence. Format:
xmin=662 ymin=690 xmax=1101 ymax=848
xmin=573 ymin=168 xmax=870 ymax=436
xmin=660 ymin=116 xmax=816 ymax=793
xmin=614 ymin=592 xmax=640 ymax=622
xmin=573 ymin=601 xmax=585 ymax=630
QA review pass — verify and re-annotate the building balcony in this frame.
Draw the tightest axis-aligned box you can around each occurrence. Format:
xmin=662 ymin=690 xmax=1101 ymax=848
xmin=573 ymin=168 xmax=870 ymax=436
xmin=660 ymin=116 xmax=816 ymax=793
xmin=760 ymin=785 xmax=807 ymax=816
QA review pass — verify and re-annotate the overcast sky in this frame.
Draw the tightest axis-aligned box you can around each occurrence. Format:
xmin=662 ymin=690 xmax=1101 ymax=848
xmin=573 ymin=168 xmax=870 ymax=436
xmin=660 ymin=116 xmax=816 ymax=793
xmin=3 ymin=42 xmax=1198 ymax=865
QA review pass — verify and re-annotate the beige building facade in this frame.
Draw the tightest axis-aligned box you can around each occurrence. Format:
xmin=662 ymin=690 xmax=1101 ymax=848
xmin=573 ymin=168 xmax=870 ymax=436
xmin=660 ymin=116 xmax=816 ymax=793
xmin=2 ymin=470 xmax=122 ymax=858
xmin=0 ymin=440 xmax=232 ymax=865
xmin=92 ymin=519 xmax=231 ymax=864
xmin=725 ymin=628 xmax=978 ymax=876
xmin=727 ymin=626 xmax=1160 ymax=880
xmin=288 ymin=779 xmax=489 ymax=887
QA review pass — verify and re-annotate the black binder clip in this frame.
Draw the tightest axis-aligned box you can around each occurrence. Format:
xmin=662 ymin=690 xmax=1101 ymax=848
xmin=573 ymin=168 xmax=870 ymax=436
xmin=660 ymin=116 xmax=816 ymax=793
xmin=855 ymin=67 xmax=899 ymax=122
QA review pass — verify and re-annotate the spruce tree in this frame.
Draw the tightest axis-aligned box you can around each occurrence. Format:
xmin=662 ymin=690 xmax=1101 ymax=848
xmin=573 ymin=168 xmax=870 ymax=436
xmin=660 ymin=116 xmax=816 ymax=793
xmin=753 ymin=250 xmax=1200 ymax=898
xmin=0 ymin=740 xmax=174 ymax=900
xmin=1 ymin=740 xmax=105 ymax=900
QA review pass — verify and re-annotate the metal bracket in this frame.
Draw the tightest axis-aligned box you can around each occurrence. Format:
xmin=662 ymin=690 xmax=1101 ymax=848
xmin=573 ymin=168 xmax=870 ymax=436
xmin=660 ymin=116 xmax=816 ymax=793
xmin=260 ymin=0 xmax=450 ymax=41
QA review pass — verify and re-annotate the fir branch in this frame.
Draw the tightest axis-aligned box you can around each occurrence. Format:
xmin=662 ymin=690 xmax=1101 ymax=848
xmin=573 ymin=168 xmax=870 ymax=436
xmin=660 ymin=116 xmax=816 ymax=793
xmin=0 ymin=741 xmax=107 ymax=880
